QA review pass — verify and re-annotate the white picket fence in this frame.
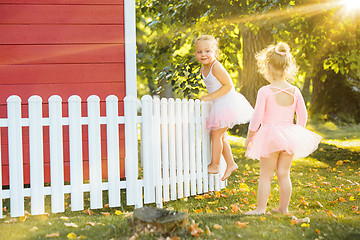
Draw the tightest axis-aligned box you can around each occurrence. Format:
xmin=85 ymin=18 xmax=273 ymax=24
xmin=0 ymin=95 xmax=227 ymax=218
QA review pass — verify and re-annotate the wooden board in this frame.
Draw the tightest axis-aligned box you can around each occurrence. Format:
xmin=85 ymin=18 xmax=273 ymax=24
xmin=0 ymin=5 xmax=124 ymax=24
xmin=0 ymin=44 xmax=124 ymax=65
xmin=0 ymin=25 xmax=124 ymax=44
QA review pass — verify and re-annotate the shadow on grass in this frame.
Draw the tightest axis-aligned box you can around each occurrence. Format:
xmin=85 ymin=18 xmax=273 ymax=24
xmin=309 ymin=142 xmax=360 ymax=167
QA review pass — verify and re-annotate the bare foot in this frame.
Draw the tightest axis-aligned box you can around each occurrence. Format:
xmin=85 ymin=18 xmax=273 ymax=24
xmin=208 ymin=164 xmax=219 ymax=174
xmin=272 ymin=208 xmax=289 ymax=214
xmin=221 ymin=164 xmax=238 ymax=181
xmin=245 ymin=209 xmax=265 ymax=215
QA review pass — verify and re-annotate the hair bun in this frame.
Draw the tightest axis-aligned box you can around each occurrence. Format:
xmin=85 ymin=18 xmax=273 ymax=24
xmin=275 ymin=42 xmax=290 ymax=56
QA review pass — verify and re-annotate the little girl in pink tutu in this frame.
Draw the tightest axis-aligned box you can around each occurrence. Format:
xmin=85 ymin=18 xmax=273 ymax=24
xmin=194 ymin=35 xmax=253 ymax=181
xmin=245 ymin=42 xmax=322 ymax=215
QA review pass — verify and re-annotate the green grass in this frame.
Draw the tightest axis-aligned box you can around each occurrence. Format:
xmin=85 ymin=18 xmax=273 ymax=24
xmin=1 ymin=121 xmax=359 ymax=239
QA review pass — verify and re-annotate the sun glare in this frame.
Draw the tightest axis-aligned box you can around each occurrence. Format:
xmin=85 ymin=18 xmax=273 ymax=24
xmin=342 ymin=0 xmax=360 ymax=10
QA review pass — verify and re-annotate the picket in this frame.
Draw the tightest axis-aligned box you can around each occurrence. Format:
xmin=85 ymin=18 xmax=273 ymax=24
xmin=124 ymin=95 xmax=139 ymax=206
xmin=28 ymin=95 xmax=45 ymax=215
xmin=68 ymin=95 xmax=84 ymax=212
xmin=160 ymin=98 xmax=170 ymax=202
xmin=141 ymin=95 xmax=155 ymax=204
xmin=106 ymin=95 xmax=121 ymax=208
xmin=1 ymin=94 xmax=227 ymax=218
xmin=7 ymin=96 xmax=24 ymax=217
xmin=87 ymin=95 xmax=103 ymax=209
xmin=201 ymin=101 xmax=210 ymax=193
xmin=195 ymin=100 xmax=203 ymax=194
xmin=188 ymin=99 xmax=197 ymax=196
xmin=182 ymin=99 xmax=190 ymax=197
xmin=175 ymin=99 xmax=184 ymax=199
xmin=168 ymin=98 xmax=177 ymax=200
xmin=153 ymin=98 xmax=163 ymax=208
xmin=49 ymin=95 xmax=65 ymax=213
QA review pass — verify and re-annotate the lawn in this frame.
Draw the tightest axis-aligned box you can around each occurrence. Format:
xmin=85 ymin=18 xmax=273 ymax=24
xmin=0 ymin=121 xmax=359 ymax=240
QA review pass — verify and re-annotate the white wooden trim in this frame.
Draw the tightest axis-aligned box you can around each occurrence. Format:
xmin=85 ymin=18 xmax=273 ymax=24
xmin=124 ymin=0 xmax=137 ymax=97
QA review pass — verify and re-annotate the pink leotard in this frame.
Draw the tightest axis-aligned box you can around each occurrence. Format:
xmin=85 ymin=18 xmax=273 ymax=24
xmin=245 ymin=85 xmax=322 ymax=160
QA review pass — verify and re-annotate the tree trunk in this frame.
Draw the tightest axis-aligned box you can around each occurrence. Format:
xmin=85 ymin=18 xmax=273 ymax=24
xmin=240 ymin=27 xmax=272 ymax=106
xmin=302 ymin=75 xmax=311 ymax=104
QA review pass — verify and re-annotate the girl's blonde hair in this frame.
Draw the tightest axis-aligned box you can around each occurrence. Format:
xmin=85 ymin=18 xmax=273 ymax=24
xmin=194 ymin=35 xmax=220 ymax=58
xmin=256 ymin=42 xmax=298 ymax=80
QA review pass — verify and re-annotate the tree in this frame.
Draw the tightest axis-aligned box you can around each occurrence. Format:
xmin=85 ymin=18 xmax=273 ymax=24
xmin=136 ymin=0 xmax=360 ymax=121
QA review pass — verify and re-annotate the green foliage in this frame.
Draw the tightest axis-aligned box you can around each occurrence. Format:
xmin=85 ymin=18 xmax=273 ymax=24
xmin=136 ymin=0 xmax=360 ymax=121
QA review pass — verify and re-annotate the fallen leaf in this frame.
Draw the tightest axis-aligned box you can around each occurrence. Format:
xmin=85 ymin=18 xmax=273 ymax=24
xmin=30 ymin=227 xmax=38 ymax=232
xmin=339 ymin=197 xmax=346 ymax=202
xmin=101 ymin=212 xmax=110 ymax=216
xmin=315 ymin=229 xmax=321 ymax=234
xmin=45 ymin=232 xmax=60 ymax=238
xmin=260 ymin=217 xmax=266 ymax=222
xmin=301 ymin=223 xmax=310 ymax=227
xmin=83 ymin=208 xmax=93 ymax=215
xmin=188 ymin=220 xmax=204 ymax=238
xmin=86 ymin=222 xmax=96 ymax=227
xmin=208 ymin=200 xmax=219 ymax=205
xmin=64 ymin=222 xmax=78 ymax=228
xmin=115 ymin=210 xmax=123 ymax=215
xmin=315 ymin=201 xmax=323 ymax=208
xmin=4 ymin=218 xmax=18 ymax=224
xmin=213 ymin=224 xmax=222 ymax=229
xmin=67 ymin=232 xmax=77 ymax=239
xmin=60 ymin=216 xmax=69 ymax=221
xmin=20 ymin=216 xmax=27 ymax=222
xmin=235 ymin=221 xmax=249 ymax=228
xmin=336 ymin=160 xmax=343 ymax=166
xmin=206 ymin=226 xmax=211 ymax=236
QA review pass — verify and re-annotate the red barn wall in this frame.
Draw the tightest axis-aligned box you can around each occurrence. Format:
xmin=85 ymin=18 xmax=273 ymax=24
xmin=0 ymin=0 xmax=126 ymax=185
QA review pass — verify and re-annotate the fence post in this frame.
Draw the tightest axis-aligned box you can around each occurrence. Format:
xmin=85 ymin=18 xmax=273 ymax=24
xmin=87 ymin=95 xmax=103 ymax=209
xmin=153 ymin=97 xmax=163 ymax=208
xmin=194 ymin=100 xmax=203 ymax=194
xmin=160 ymin=98 xmax=170 ymax=202
xmin=124 ymin=95 xmax=139 ymax=206
xmin=141 ymin=95 xmax=155 ymax=204
xmin=106 ymin=95 xmax=121 ymax=207
xmin=28 ymin=95 xmax=45 ymax=215
xmin=188 ymin=99 xmax=197 ymax=196
xmin=182 ymin=99 xmax=190 ymax=197
xmin=7 ymin=95 xmax=24 ymax=217
xmin=48 ymin=95 xmax=65 ymax=213
xmin=68 ymin=95 xmax=84 ymax=211
xmin=168 ymin=98 xmax=177 ymax=200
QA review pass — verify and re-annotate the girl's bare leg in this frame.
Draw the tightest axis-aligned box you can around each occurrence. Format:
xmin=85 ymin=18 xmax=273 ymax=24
xmin=221 ymin=133 xmax=238 ymax=181
xmin=272 ymin=151 xmax=293 ymax=214
xmin=246 ymin=152 xmax=279 ymax=215
xmin=208 ymin=127 xmax=228 ymax=174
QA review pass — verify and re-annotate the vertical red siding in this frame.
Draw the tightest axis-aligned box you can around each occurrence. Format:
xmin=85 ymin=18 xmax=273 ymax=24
xmin=0 ymin=0 xmax=126 ymax=185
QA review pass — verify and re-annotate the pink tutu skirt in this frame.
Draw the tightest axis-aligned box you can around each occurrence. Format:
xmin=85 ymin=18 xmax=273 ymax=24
xmin=245 ymin=123 xmax=322 ymax=160
xmin=207 ymin=90 xmax=253 ymax=130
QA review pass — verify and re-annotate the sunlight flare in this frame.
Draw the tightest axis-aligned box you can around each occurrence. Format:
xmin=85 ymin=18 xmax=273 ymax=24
xmin=342 ymin=0 xmax=360 ymax=10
